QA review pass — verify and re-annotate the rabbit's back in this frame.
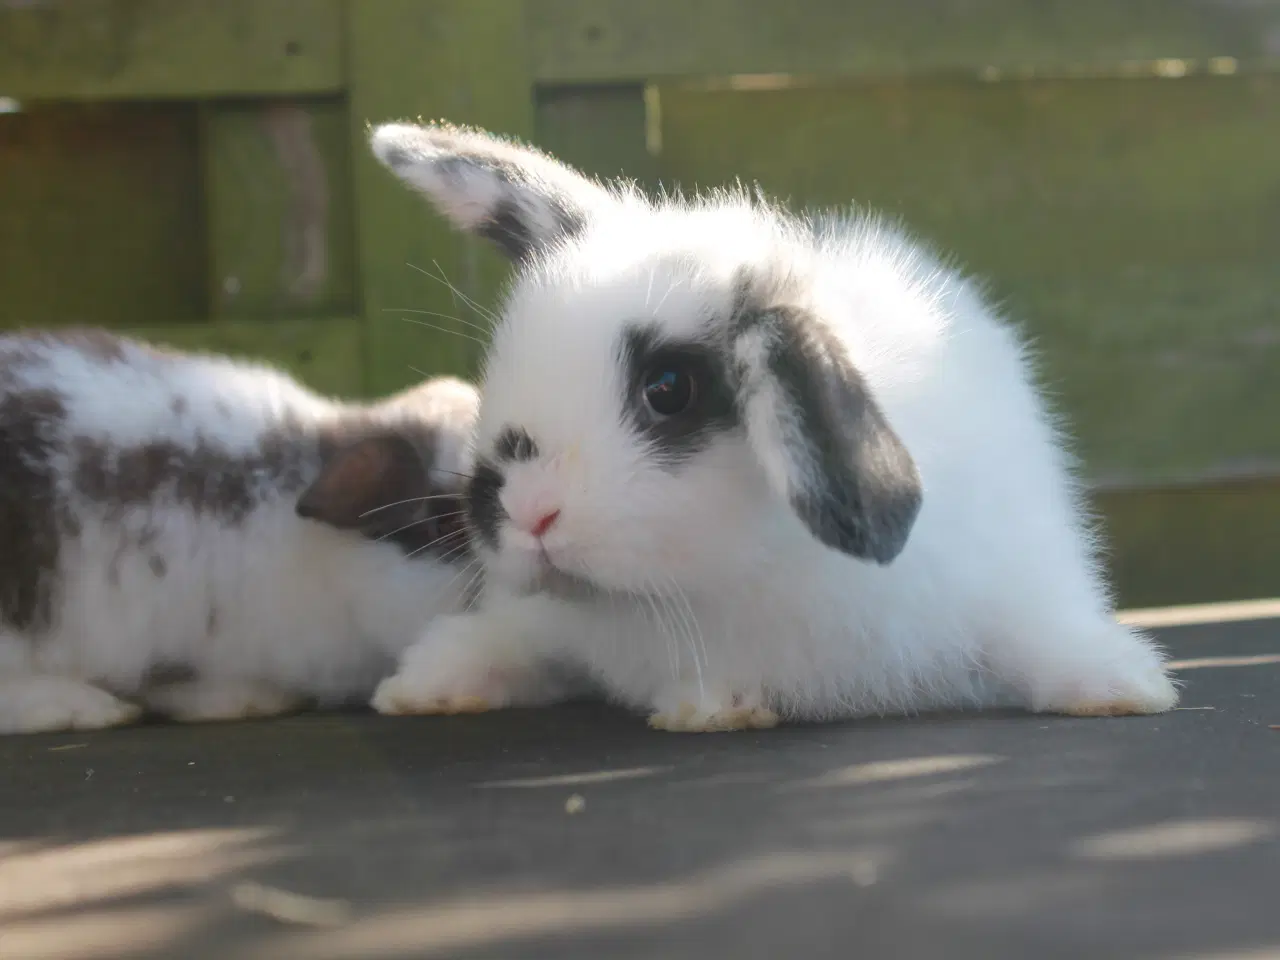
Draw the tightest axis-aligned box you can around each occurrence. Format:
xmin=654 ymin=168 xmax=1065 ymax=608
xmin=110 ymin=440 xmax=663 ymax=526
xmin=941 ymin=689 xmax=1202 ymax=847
xmin=0 ymin=330 xmax=449 ymax=706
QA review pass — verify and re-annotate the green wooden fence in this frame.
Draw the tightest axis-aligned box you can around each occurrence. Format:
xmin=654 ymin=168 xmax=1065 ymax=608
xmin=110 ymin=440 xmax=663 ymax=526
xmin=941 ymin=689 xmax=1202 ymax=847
xmin=2 ymin=0 xmax=1279 ymax=608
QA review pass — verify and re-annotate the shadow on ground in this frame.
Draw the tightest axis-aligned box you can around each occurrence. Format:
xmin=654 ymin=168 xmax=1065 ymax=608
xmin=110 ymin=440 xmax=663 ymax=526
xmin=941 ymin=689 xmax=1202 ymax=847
xmin=1 ymin=615 xmax=1278 ymax=959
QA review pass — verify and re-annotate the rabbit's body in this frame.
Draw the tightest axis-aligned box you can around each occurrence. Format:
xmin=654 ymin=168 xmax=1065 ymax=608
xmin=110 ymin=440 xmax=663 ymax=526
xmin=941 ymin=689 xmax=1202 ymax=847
xmin=367 ymin=124 xmax=1178 ymax=731
xmin=0 ymin=329 xmax=479 ymax=734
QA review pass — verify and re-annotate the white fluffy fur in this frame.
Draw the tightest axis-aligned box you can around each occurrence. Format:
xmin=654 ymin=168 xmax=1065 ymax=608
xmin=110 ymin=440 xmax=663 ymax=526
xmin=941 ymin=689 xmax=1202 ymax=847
xmin=370 ymin=124 xmax=1179 ymax=731
xmin=0 ymin=335 xmax=479 ymax=734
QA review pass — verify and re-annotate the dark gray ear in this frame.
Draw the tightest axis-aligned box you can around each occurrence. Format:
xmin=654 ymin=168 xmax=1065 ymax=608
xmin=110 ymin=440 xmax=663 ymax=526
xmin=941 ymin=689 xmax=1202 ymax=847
xmin=369 ymin=121 xmax=616 ymax=263
xmin=297 ymin=433 xmax=429 ymax=541
xmin=731 ymin=305 xmax=922 ymax=564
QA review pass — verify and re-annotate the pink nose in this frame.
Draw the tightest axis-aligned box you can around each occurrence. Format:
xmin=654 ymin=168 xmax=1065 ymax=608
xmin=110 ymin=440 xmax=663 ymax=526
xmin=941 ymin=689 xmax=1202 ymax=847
xmin=529 ymin=509 xmax=561 ymax=538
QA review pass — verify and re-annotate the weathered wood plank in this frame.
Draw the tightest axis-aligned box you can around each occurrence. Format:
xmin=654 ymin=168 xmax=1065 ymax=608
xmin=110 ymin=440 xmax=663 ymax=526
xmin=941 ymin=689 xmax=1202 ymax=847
xmin=526 ymin=0 xmax=1280 ymax=83
xmin=348 ymin=0 xmax=533 ymax=395
xmin=0 ymin=102 xmax=205 ymax=329
xmin=204 ymin=99 xmax=356 ymax=322
xmin=1097 ymin=481 xmax=1280 ymax=609
xmin=657 ymin=74 xmax=1280 ymax=486
xmin=535 ymin=85 xmax=658 ymax=186
xmin=0 ymin=0 xmax=342 ymax=100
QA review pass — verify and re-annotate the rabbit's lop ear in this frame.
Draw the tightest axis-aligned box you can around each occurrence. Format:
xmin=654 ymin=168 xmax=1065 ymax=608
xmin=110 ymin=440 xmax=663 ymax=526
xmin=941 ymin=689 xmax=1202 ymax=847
xmin=297 ymin=433 xmax=428 ymax=540
xmin=370 ymin=122 xmax=615 ymax=262
xmin=731 ymin=304 xmax=923 ymax=564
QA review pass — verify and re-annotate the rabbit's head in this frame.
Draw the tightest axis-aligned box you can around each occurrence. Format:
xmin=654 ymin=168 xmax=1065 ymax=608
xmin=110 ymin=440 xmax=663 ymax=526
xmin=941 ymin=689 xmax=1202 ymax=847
xmin=371 ymin=123 xmax=921 ymax=597
xmin=297 ymin=376 xmax=480 ymax=565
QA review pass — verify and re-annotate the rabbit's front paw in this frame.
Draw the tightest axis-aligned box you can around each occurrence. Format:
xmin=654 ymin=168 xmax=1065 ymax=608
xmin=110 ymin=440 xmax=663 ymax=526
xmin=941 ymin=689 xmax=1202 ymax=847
xmin=372 ymin=615 xmax=537 ymax=716
xmin=372 ymin=673 xmax=498 ymax=716
xmin=0 ymin=676 xmax=141 ymax=735
xmin=1029 ymin=638 xmax=1180 ymax=717
xmin=647 ymin=686 xmax=779 ymax=733
xmin=1050 ymin=667 xmax=1179 ymax=717
xmin=142 ymin=678 xmax=303 ymax=722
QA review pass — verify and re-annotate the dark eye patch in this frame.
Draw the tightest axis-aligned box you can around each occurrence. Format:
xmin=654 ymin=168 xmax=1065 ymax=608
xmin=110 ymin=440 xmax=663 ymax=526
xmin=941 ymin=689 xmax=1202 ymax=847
xmin=493 ymin=426 xmax=538 ymax=462
xmin=618 ymin=323 xmax=739 ymax=467
xmin=467 ymin=459 xmax=506 ymax=549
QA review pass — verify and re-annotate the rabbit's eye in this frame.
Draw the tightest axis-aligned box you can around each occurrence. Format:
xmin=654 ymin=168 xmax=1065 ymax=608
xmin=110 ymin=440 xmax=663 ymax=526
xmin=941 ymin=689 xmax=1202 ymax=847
xmin=642 ymin=366 xmax=698 ymax=418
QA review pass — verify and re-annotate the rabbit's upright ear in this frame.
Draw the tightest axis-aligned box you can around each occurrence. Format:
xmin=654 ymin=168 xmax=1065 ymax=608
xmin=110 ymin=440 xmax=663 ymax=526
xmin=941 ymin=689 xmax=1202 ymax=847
xmin=730 ymin=302 xmax=923 ymax=564
xmin=370 ymin=122 xmax=616 ymax=263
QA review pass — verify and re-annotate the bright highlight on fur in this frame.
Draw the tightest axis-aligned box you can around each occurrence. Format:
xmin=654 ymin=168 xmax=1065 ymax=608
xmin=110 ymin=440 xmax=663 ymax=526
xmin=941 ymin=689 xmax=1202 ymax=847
xmin=369 ymin=121 xmax=1179 ymax=732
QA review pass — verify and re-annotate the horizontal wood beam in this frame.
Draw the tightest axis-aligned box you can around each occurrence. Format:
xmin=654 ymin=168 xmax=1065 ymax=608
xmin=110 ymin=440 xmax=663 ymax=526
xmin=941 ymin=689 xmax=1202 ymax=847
xmin=0 ymin=0 xmax=343 ymax=100
xmin=526 ymin=0 xmax=1280 ymax=84
xmin=1097 ymin=479 xmax=1280 ymax=609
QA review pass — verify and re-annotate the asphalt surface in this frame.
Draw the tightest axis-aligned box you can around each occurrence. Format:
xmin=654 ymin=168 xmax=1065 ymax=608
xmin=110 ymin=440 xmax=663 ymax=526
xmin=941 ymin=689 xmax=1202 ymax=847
xmin=1 ymin=608 xmax=1277 ymax=960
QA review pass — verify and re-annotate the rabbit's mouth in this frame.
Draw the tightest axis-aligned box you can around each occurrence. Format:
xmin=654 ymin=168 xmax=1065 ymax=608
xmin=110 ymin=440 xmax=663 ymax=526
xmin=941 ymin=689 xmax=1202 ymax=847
xmin=496 ymin=537 xmax=625 ymax=602
xmin=523 ymin=558 xmax=669 ymax=607
xmin=511 ymin=550 xmax=598 ymax=601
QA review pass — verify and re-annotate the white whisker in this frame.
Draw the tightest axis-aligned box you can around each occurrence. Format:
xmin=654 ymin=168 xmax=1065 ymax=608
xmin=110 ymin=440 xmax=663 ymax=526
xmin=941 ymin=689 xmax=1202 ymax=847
xmin=359 ymin=494 xmax=466 ymax=518
xmin=650 ymin=578 xmax=682 ymax=684
xmin=399 ymin=316 xmax=488 ymax=346
xmin=652 ymin=278 xmax=684 ymax=315
xmin=409 ymin=531 xmax=472 ymax=562
xmin=666 ymin=574 xmax=706 ymax=697
xmin=430 ymin=258 xmax=500 ymax=326
xmin=387 ymin=306 xmax=492 ymax=337
xmin=636 ymin=576 xmax=667 ymax=677
xmin=461 ymin=564 xmax=487 ymax=612
xmin=438 ymin=555 xmax=482 ymax=602
xmin=399 ymin=526 xmax=469 ymax=556
xmin=654 ymin=577 xmax=690 ymax=684
xmin=636 ymin=577 xmax=677 ymax=684
xmin=404 ymin=260 xmax=500 ymax=327
xmin=375 ymin=515 xmax=435 ymax=542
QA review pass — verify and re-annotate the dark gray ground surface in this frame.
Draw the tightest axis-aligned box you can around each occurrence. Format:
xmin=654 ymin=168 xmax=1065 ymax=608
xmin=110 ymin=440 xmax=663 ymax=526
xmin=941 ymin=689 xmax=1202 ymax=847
xmin=2 ymin=614 xmax=1278 ymax=960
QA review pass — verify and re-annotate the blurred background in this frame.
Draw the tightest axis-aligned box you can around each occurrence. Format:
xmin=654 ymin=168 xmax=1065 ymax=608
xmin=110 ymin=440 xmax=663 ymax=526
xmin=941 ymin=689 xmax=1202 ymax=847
xmin=1 ymin=0 xmax=1277 ymax=609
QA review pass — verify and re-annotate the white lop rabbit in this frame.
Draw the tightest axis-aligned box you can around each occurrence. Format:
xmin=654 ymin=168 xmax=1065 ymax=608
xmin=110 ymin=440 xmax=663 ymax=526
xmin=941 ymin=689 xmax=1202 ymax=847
xmin=0 ymin=328 xmax=480 ymax=734
xmin=366 ymin=122 xmax=1179 ymax=732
